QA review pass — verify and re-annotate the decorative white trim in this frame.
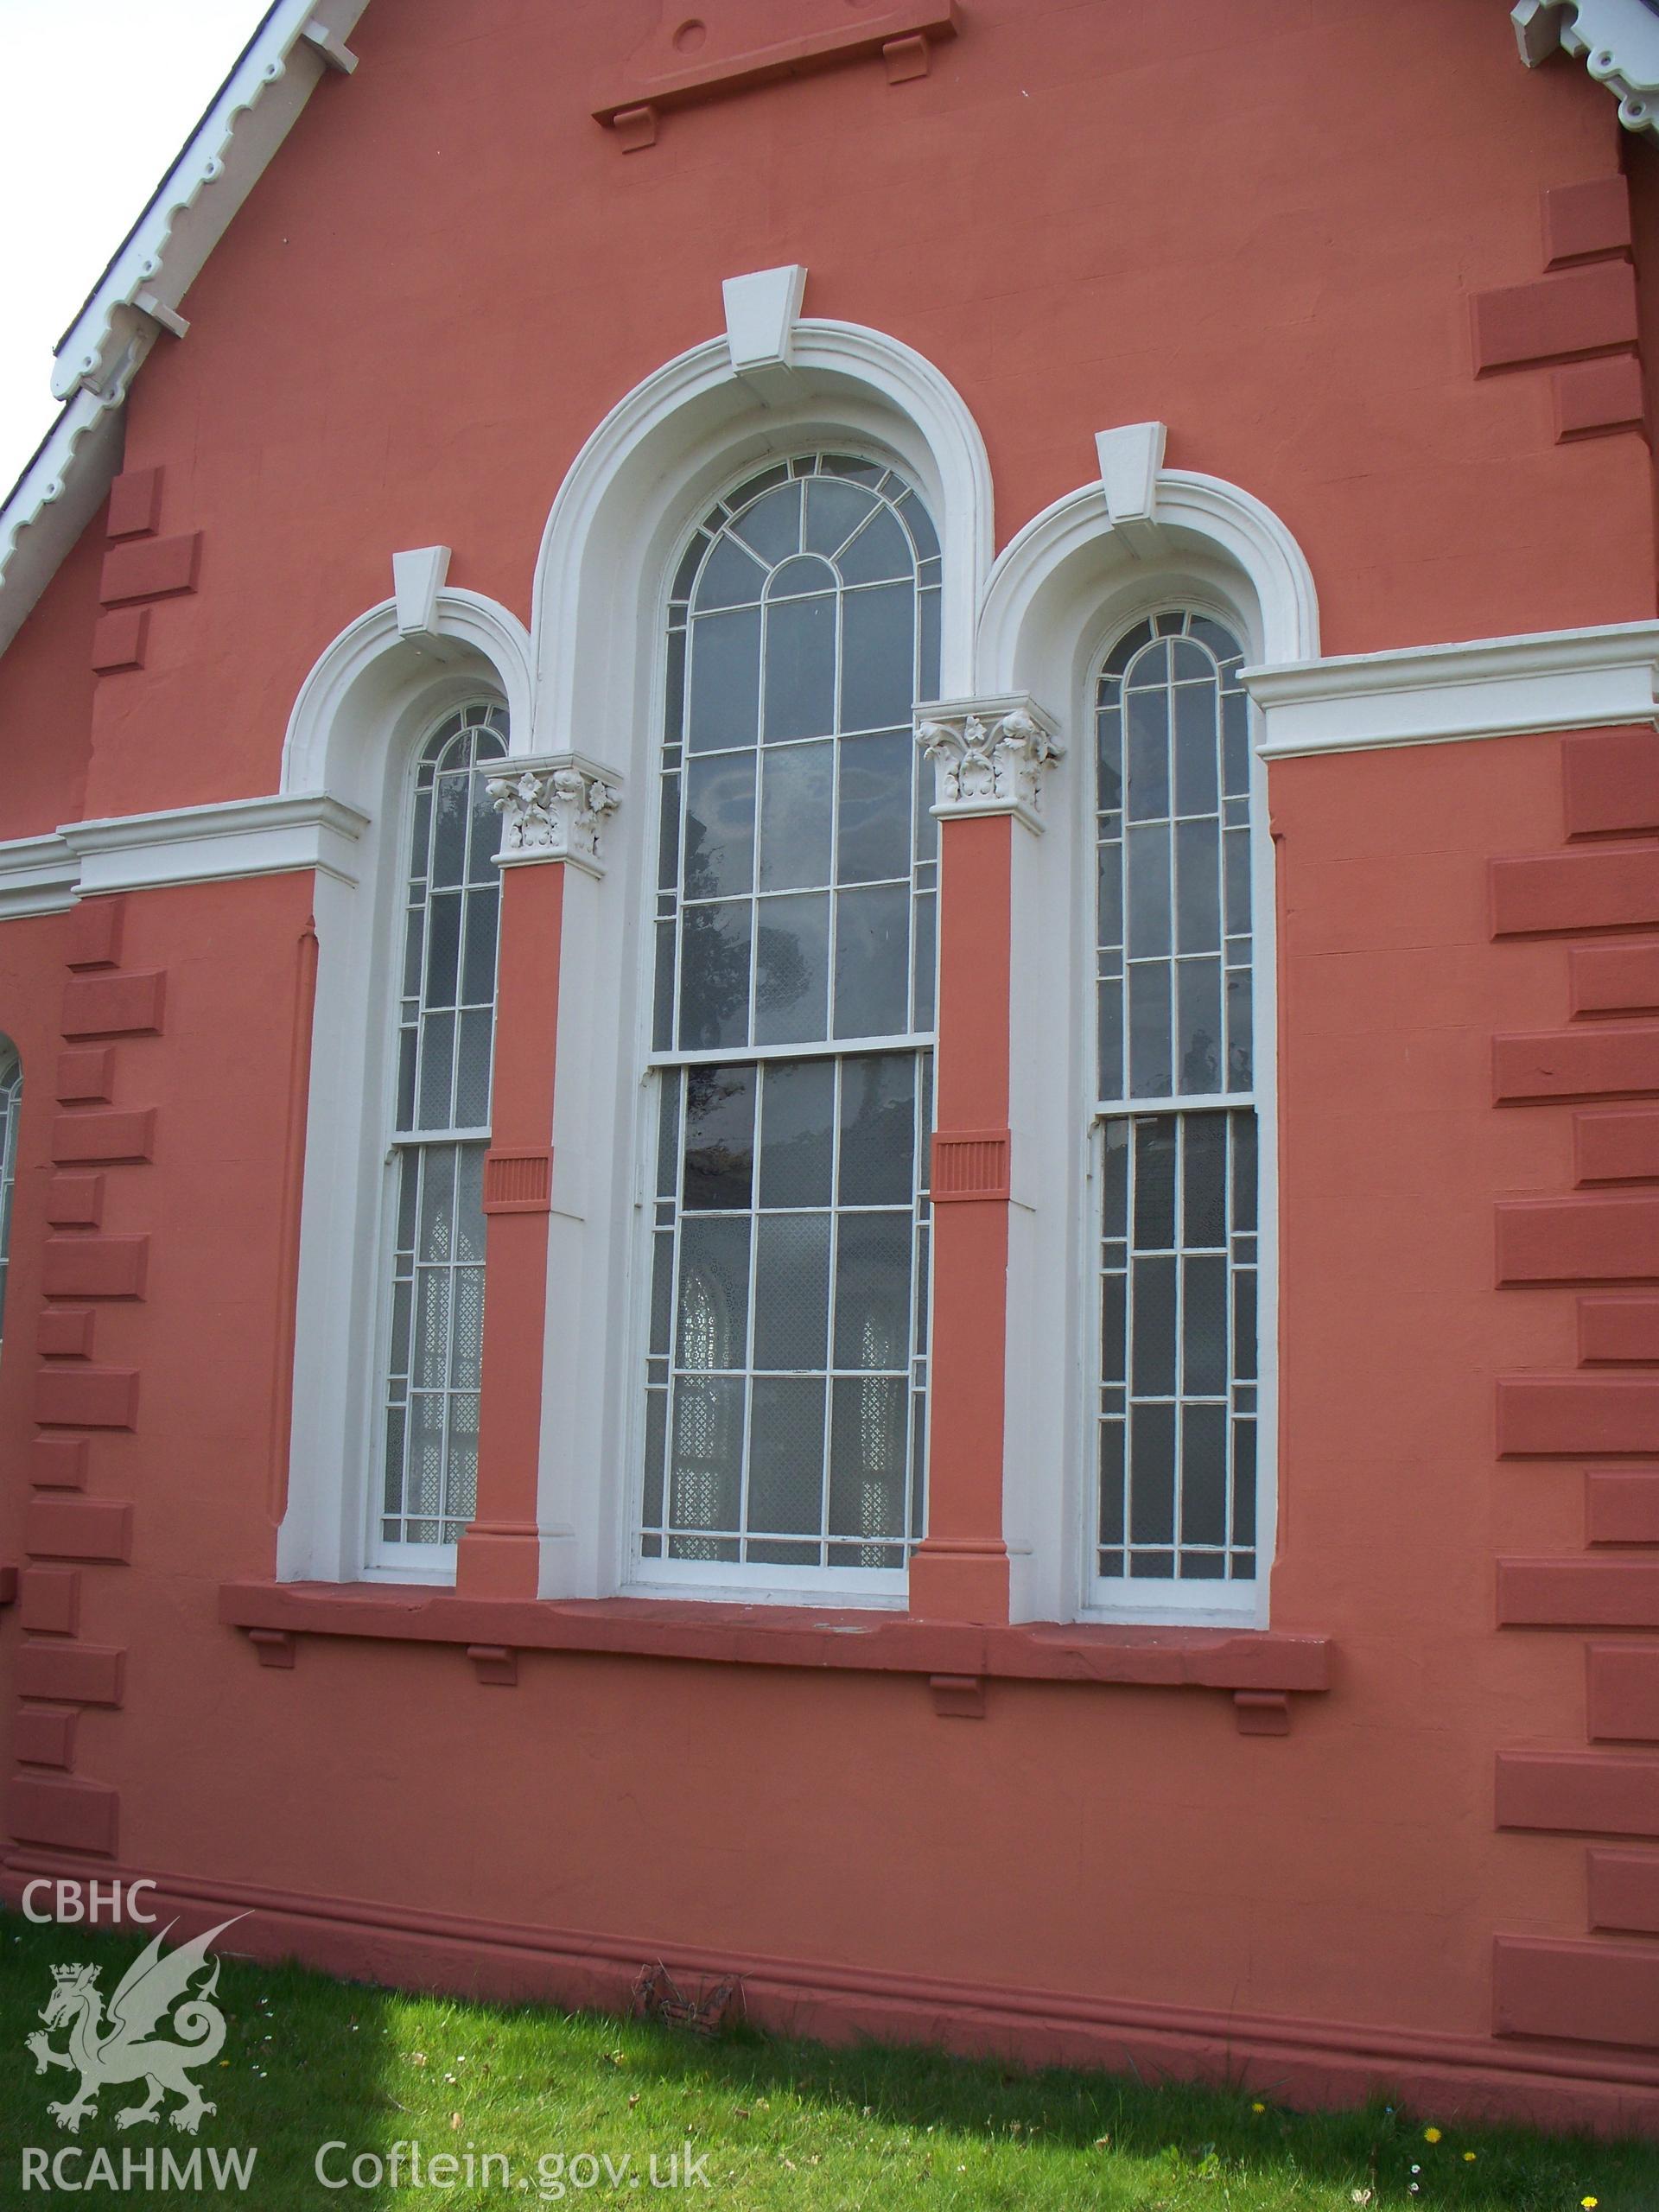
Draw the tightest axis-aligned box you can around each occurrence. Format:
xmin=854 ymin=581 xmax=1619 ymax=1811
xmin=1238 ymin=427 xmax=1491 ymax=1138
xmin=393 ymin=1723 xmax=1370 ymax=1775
xmin=66 ymin=793 xmax=369 ymax=897
xmin=916 ymin=695 xmax=1062 ymax=832
xmin=976 ymin=467 xmax=1319 ymax=698
xmin=0 ymin=794 xmax=368 ymax=919
xmin=0 ymin=833 xmax=79 ymax=920
xmin=721 ymin=264 xmax=808 ymax=375
xmin=0 ymin=0 xmax=365 ymax=661
xmin=1243 ymin=619 xmax=1659 ymax=758
xmin=391 ymin=545 xmax=452 ymax=640
xmin=282 ymin=588 xmax=534 ymax=799
xmin=1515 ymin=0 xmax=1659 ymax=135
xmin=1095 ymin=421 xmax=1167 ymax=556
xmin=489 ymin=757 xmax=622 ymax=875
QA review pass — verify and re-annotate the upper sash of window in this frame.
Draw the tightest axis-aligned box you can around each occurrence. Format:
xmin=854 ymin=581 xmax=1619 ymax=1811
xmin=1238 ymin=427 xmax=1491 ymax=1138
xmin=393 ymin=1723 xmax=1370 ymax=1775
xmin=1094 ymin=613 xmax=1251 ymax=1109
xmin=652 ymin=456 xmax=943 ymax=1062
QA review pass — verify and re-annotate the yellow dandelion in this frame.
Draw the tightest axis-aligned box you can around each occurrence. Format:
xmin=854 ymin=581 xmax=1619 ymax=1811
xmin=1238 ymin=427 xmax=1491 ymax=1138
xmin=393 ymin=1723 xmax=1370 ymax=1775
xmin=1582 ymin=2198 xmax=1599 ymax=2209
xmin=1463 ymin=2152 xmax=1476 ymax=2162
xmin=1423 ymin=2126 xmax=1441 ymax=2144
xmin=1251 ymin=2101 xmax=1266 ymax=2114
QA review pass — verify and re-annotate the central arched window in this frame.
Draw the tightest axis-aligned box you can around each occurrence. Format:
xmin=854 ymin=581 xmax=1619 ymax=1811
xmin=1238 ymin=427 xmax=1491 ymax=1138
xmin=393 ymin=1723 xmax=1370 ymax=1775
xmin=0 ymin=1042 xmax=20 ymax=1368
xmin=374 ymin=702 xmax=506 ymax=1566
xmin=639 ymin=454 xmax=941 ymax=1586
xmin=1092 ymin=610 xmax=1262 ymax=1605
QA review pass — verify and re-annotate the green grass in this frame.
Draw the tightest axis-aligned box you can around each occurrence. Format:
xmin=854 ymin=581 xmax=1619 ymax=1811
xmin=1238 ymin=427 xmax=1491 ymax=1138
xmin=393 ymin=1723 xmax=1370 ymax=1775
xmin=0 ymin=1908 xmax=1653 ymax=2209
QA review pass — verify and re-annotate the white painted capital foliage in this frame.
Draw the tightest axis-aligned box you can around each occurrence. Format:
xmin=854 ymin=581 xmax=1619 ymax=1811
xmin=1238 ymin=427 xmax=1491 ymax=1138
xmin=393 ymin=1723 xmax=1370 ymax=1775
xmin=488 ymin=756 xmax=621 ymax=874
xmin=916 ymin=696 xmax=1062 ymax=831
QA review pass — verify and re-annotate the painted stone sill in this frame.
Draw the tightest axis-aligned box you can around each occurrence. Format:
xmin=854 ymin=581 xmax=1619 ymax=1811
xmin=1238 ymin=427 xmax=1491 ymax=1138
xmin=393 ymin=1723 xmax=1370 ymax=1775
xmin=219 ymin=1582 xmax=1332 ymax=1727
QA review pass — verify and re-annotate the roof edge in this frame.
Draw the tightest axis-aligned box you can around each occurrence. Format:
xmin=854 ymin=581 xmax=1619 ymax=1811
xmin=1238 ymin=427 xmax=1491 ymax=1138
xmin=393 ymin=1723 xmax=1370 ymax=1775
xmin=0 ymin=0 xmax=367 ymax=663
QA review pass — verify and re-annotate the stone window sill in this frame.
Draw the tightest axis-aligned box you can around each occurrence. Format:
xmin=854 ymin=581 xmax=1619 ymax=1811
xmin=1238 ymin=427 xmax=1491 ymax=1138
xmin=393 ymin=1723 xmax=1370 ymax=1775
xmin=219 ymin=1581 xmax=1333 ymax=1731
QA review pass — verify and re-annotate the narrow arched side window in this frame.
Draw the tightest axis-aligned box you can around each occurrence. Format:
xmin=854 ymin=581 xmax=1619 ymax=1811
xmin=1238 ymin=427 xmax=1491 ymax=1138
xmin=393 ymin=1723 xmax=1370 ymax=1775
xmin=0 ymin=1042 xmax=21 ymax=1368
xmin=640 ymin=454 xmax=941 ymax=1588
xmin=1092 ymin=612 xmax=1262 ymax=1601
xmin=374 ymin=702 xmax=506 ymax=1563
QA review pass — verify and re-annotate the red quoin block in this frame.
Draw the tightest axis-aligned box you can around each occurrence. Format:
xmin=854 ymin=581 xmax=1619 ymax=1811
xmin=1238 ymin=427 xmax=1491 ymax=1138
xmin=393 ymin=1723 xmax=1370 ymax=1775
xmin=1588 ymin=1849 xmax=1659 ymax=1933
xmin=1497 ymin=1376 xmax=1659 ymax=1454
xmin=1543 ymin=176 xmax=1634 ymax=267
xmin=54 ymin=1047 xmax=115 ymax=1104
xmin=18 ymin=1567 xmax=79 ymax=1637
xmin=1492 ymin=1935 xmax=1659 ymax=2048
xmin=1577 ymin=1109 xmax=1659 ymax=1184
xmin=51 ymin=1109 xmax=156 ymax=1166
xmin=1587 ymin=1643 xmax=1659 ymax=1741
xmin=32 ymin=1367 xmax=138 ymax=1432
xmin=1494 ymin=1027 xmax=1659 ymax=1103
xmin=90 ymin=607 xmax=149 ymax=675
xmin=1496 ymin=1195 xmax=1659 ymax=1283
xmin=1587 ymin=1469 xmax=1659 ymax=1542
xmin=65 ymin=898 xmax=124 ymax=971
xmin=1552 ymin=356 xmax=1646 ymax=442
xmin=30 ymin=1436 xmax=88 ymax=1490
xmin=7 ymin=1776 xmax=118 ymax=1855
xmin=1572 ymin=942 xmax=1659 ymax=1018
xmin=12 ymin=1708 xmax=78 ymax=1770
xmin=41 ymin=1236 xmax=149 ymax=1300
xmin=16 ymin=1641 xmax=124 ymax=1706
xmin=1499 ymin=1555 xmax=1659 ymax=1626
xmin=44 ymin=1174 xmax=103 ymax=1227
xmin=60 ymin=969 xmax=164 ymax=1039
xmin=1470 ymin=260 xmax=1639 ymax=373
xmin=1490 ymin=848 xmax=1659 ymax=936
xmin=105 ymin=464 xmax=162 ymax=540
xmin=36 ymin=1307 xmax=95 ymax=1359
xmin=1580 ymin=1299 xmax=1659 ymax=1362
xmin=98 ymin=530 xmax=200 ymax=606
xmin=1564 ymin=729 xmax=1659 ymax=839
xmin=1496 ymin=1750 xmax=1659 ymax=1837
xmin=25 ymin=1497 xmax=133 ymax=1563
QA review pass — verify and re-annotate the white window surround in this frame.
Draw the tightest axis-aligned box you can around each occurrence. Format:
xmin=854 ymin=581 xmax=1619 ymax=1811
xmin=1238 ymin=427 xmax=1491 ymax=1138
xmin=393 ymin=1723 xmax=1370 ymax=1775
xmin=275 ymin=584 xmax=531 ymax=1585
xmin=976 ymin=447 xmax=1315 ymax=1626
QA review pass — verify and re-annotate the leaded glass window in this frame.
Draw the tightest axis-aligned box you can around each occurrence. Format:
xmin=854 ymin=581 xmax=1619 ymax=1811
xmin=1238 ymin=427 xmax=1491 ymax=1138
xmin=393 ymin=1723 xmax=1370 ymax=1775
xmin=378 ymin=702 xmax=506 ymax=1554
xmin=642 ymin=454 xmax=940 ymax=1577
xmin=1094 ymin=613 xmax=1260 ymax=1592
xmin=0 ymin=1046 xmax=20 ymax=1367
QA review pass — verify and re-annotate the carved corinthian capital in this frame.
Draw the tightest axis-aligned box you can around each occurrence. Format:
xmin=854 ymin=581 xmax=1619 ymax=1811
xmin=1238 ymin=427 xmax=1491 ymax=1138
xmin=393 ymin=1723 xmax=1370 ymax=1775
xmin=915 ymin=694 xmax=1063 ymax=832
xmin=486 ymin=755 xmax=622 ymax=875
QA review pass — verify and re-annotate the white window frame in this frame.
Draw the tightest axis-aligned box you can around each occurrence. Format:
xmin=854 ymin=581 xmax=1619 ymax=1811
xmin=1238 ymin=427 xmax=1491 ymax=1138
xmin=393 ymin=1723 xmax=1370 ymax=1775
xmin=0 ymin=1040 xmax=20 ymax=1371
xmin=1078 ymin=604 xmax=1278 ymax=1626
xmin=620 ymin=447 xmax=940 ymax=1606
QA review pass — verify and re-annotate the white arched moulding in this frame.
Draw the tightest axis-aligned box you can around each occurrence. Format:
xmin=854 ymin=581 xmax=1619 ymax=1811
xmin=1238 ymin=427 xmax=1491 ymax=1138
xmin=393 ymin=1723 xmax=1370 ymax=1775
xmin=969 ymin=427 xmax=1318 ymax=1626
xmin=277 ymin=578 xmax=532 ymax=1584
xmin=520 ymin=272 xmax=995 ymax=1600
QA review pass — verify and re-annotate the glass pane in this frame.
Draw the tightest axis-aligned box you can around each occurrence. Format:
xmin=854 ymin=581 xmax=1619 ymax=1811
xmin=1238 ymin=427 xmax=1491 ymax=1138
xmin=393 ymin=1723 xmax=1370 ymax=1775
xmin=840 ymin=585 xmax=914 ymax=734
xmin=804 ymin=475 xmax=875 ymax=556
xmin=683 ymin=752 xmax=757 ymax=899
xmin=747 ymin=1376 xmax=828 ymax=1535
xmin=837 ymin=503 xmax=912 ymax=585
xmin=836 ymin=730 xmax=912 ymax=885
xmin=683 ymin=1065 xmax=755 ymax=1210
xmin=760 ymin=741 xmax=833 ymax=890
xmin=687 ymin=608 xmax=761 ymax=753
xmin=838 ymin=1053 xmax=914 ymax=1205
xmin=758 ymin=1058 xmax=836 ymax=1208
xmin=1126 ymin=688 xmax=1170 ymax=822
xmin=764 ymin=594 xmax=836 ymax=742
xmin=753 ymin=1213 xmax=832 ymax=1370
xmin=668 ymin=1375 xmax=743 ymax=1538
xmin=834 ymin=882 xmax=910 ymax=1039
xmin=754 ymin=893 xmax=830 ymax=1046
xmin=678 ymin=903 xmax=752 ymax=1050
xmin=731 ymin=479 xmax=803 ymax=564
xmin=675 ymin=1217 xmax=751 ymax=1370
xmin=693 ymin=532 xmax=767 ymax=611
xmin=833 ymin=1212 xmax=912 ymax=1371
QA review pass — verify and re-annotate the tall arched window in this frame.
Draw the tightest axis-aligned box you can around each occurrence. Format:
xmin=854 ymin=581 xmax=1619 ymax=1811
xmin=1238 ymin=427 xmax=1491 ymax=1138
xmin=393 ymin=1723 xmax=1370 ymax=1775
xmin=1093 ymin=611 xmax=1261 ymax=1600
xmin=375 ymin=702 xmax=506 ymax=1564
xmin=0 ymin=1043 xmax=20 ymax=1367
xmin=640 ymin=454 xmax=940 ymax=1586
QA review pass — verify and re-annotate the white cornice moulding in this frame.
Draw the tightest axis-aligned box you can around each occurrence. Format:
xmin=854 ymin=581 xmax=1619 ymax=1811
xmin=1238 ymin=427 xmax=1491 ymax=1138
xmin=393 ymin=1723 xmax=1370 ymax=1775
xmin=0 ymin=794 xmax=370 ymax=919
xmin=1243 ymin=620 xmax=1659 ymax=758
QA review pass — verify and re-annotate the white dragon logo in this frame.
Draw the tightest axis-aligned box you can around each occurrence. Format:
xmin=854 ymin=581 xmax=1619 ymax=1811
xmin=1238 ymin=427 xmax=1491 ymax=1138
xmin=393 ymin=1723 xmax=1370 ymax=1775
xmin=26 ymin=1917 xmax=242 ymax=2136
